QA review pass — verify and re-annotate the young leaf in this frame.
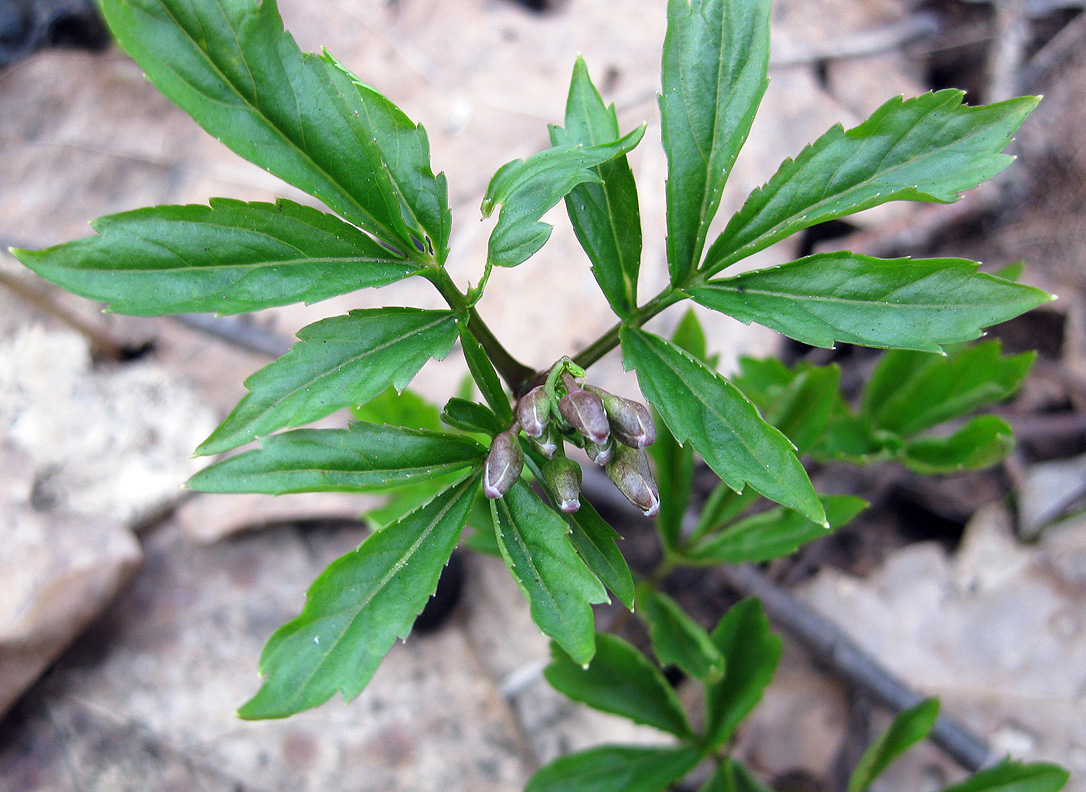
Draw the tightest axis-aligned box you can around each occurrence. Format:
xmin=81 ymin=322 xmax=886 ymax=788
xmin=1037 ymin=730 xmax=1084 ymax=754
xmin=525 ymin=744 xmax=704 ymax=792
xmin=902 ymin=415 xmax=1015 ymax=474
xmin=687 ymin=495 xmax=867 ymax=564
xmin=939 ymin=761 xmax=1069 ymax=792
xmin=864 ymin=342 xmax=1034 ymax=436
xmin=481 ymin=126 xmax=646 ymax=269
xmin=490 ymin=481 xmax=608 ymax=665
xmin=187 ymin=422 xmax=484 ymax=494
xmin=732 ymin=358 xmax=843 ymax=455
xmin=705 ymin=598 xmax=782 ymax=747
xmin=550 ymin=56 xmax=642 ymax=319
xmin=237 ymin=473 xmax=478 ymax=719
xmin=563 ymin=500 xmax=637 ymax=610
xmin=703 ymin=91 xmax=1039 ymax=275
xmin=621 ymin=327 xmax=825 ymax=526
xmin=545 ymin=634 xmax=692 ymax=738
xmin=12 ymin=200 xmax=417 ymax=316
xmin=689 ymin=253 xmax=1052 ymax=352
xmin=441 ymin=397 xmax=506 ymax=437
xmin=699 ymin=760 xmax=775 ymax=792
xmin=197 ymin=308 xmax=459 ymax=455
xmin=98 ymin=0 xmax=445 ymax=256
xmin=458 ymin=322 xmax=514 ymax=423
xmin=694 ymin=485 xmax=761 ymax=540
xmin=637 ymin=585 xmax=724 ymax=681
xmin=660 ymin=0 xmax=771 ymax=284
xmin=848 ymin=698 xmax=939 ymax=792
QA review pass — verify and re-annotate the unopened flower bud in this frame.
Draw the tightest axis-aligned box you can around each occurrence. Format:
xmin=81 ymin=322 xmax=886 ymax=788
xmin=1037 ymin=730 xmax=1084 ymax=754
xmin=542 ymin=457 xmax=582 ymax=513
xmin=585 ymin=436 xmax=614 ymax=466
xmin=483 ymin=429 xmax=524 ymax=498
xmin=589 ymin=387 xmax=656 ymax=449
xmin=605 ymin=444 xmax=660 ymax=517
xmin=517 ymin=386 xmax=551 ymax=438
xmin=530 ymin=425 xmax=561 ymax=459
xmin=558 ymin=376 xmax=610 ymax=446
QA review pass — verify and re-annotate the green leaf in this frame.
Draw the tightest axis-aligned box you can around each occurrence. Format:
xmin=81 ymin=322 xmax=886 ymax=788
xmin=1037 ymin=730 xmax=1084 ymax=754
xmin=705 ymin=598 xmax=782 ymax=747
xmin=526 ymin=744 xmax=704 ymax=792
xmin=352 ymin=386 xmax=442 ymax=432
xmin=864 ymin=342 xmax=1034 ymax=436
xmin=198 ymin=308 xmax=459 ymax=455
xmin=13 ymin=200 xmax=418 ymax=316
xmin=848 ymin=698 xmax=939 ymax=792
xmin=732 ymin=357 xmax=843 ymax=455
xmin=550 ymin=56 xmax=642 ymax=318
xmin=621 ymin=327 xmax=825 ymax=525
xmin=491 ymin=481 xmax=608 ymax=665
xmin=903 ymin=415 xmax=1016 ymax=474
xmin=237 ymin=473 xmax=478 ymax=719
xmin=694 ymin=485 xmax=761 ymax=540
xmin=458 ymin=322 xmax=514 ymax=423
xmin=939 ymin=761 xmax=1069 ymax=792
xmin=98 ymin=0 xmax=447 ymax=256
xmin=363 ymin=469 xmax=470 ymax=530
xmin=545 ymin=634 xmax=692 ymax=737
xmin=671 ymin=307 xmax=710 ymax=363
xmin=699 ymin=760 xmax=775 ymax=792
xmin=482 ymin=126 xmax=646 ymax=268
xmin=187 ymin=422 xmax=483 ymax=494
xmin=704 ymin=91 xmax=1039 ymax=275
xmin=637 ymin=585 xmax=723 ymax=681
xmin=687 ymin=495 xmax=867 ymax=564
xmin=441 ymin=397 xmax=506 ymax=437
xmin=563 ymin=500 xmax=636 ymax=611
xmin=660 ymin=0 xmax=771 ymax=284
xmin=689 ymin=253 xmax=1052 ymax=352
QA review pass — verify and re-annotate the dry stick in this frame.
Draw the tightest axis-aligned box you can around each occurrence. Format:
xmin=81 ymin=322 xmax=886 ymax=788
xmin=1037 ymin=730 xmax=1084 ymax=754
xmin=986 ymin=0 xmax=1032 ymax=103
xmin=170 ymin=313 xmax=291 ymax=359
xmin=769 ymin=12 xmax=942 ymax=69
xmin=715 ymin=562 xmax=995 ymax=772
xmin=1020 ymin=8 xmax=1086 ymax=91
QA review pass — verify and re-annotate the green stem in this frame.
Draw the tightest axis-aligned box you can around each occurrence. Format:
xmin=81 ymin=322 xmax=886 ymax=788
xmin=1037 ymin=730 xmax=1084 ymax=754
xmin=572 ymin=287 xmax=686 ymax=370
xmin=423 ymin=267 xmax=535 ymax=395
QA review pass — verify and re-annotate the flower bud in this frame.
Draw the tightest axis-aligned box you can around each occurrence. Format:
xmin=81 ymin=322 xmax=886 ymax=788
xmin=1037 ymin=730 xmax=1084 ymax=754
xmin=558 ymin=376 xmax=610 ymax=446
xmin=483 ymin=429 xmax=524 ymax=498
xmin=517 ymin=386 xmax=551 ymax=438
xmin=589 ymin=387 xmax=656 ymax=449
xmin=542 ymin=457 xmax=582 ymax=513
xmin=605 ymin=444 xmax=660 ymax=517
xmin=585 ymin=436 xmax=613 ymax=466
xmin=529 ymin=425 xmax=560 ymax=459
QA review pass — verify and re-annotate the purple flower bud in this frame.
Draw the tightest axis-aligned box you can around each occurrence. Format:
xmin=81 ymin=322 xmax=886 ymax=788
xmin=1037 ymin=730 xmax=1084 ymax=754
xmin=542 ymin=457 xmax=582 ymax=513
xmin=517 ymin=386 xmax=551 ymax=438
xmin=587 ymin=386 xmax=657 ymax=449
xmin=529 ymin=425 xmax=561 ymax=459
xmin=605 ymin=444 xmax=660 ymax=517
xmin=483 ymin=429 xmax=524 ymax=498
xmin=585 ymin=436 xmax=614 ymax=466
xmin=558 ymin=377 xmax=610 ymax=446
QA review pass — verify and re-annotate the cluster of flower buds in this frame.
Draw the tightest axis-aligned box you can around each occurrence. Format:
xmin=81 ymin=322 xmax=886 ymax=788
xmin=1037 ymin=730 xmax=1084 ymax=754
xmin=482 ymin=360 xmax=661 ymax=518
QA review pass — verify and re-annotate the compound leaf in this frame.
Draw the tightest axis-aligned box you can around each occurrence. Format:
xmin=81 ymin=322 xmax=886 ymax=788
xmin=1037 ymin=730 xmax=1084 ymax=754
xmin=563 ymin=500 xmax=636 ymax=611
xmin=660 ymin=0 xmax=771 ymax=284
xmin=705 ymin=598 xmax=782 ymax=747
xmin=482 ymin=126 xmax=645 ymax=268
xmin=198 ymin=308 xmax=459 ymax=455
xmin=237 ymin=473 xmax=478 ymax=719
xmin=491 ymin=481 xmax=608 ymax=665
xmin=864 ymin=342 xmax=1034 ymax=436
xmin=902 ymin=415 xmax=1015 ymax=474
xmin=939 ymin=761 xmax=1069 ymax=792
xmin=551 ymin=56 xmax=642 ymax=318
xmin=704 ymin=91 xmax=1039 ymax=275
xmin=99 ymin=0 xmax=446 ymax=256
xmin=621 ymin=327 xmax=825 ymax=525
xmin=187 ymin=422 xmax=484 ymax=494
xmin=690 ymin=253 xmax=1052 ymax=352
xmin=638 ymin=585 xmax=723 ymax=682
xmin=526 ymin=744 xmax=704 ymax=792
xmin=848 ymin=698 xmax=939 ymax=792
xmin=687 ymin=495 xmax=866 ymax=564
xmin=545 ymin=633 xmax=692 ymax=737
xmin=13 ymin=200 xmax=417 ymax=316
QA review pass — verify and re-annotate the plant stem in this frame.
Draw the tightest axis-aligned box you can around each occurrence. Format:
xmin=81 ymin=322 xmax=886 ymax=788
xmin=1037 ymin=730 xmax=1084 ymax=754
xmin=572 ymin=287 xmax=686 ymax=370
xmin=423 ymin=267 xmax=535 ymax=395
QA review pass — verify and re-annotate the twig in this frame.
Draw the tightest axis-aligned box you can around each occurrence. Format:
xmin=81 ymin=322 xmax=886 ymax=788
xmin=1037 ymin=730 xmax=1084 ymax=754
xmin=1020 ymin=8 xmax=1086 ymax=91
xmin=169 ymin=313 xmax=291 ymax=358
xmin=715 ymin=563 xmax=995 ymax=772
xmin=769 ymin=12 xmax=942 ymax=69
xmin=987 ymin=0 xmax=1032 ymax=103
